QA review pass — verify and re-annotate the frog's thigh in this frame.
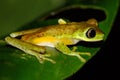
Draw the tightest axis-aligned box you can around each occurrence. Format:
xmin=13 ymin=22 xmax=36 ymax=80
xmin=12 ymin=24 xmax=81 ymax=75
xmin=5 ymin=36 xmax=55 ymax=63
xmin=10 ymin=28 xmax=41 ymax=37
xmin=5 ymin=36 xmax=45 ymax=53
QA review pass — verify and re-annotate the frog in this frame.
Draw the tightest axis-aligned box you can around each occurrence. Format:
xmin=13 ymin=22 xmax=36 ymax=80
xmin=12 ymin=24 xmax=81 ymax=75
xmin=5 ymin=18 xmax=104 ymax=64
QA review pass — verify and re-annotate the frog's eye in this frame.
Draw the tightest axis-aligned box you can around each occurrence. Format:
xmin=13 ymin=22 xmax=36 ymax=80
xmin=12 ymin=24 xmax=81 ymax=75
xmin=86 ymin=28 xmax=96 ymax=38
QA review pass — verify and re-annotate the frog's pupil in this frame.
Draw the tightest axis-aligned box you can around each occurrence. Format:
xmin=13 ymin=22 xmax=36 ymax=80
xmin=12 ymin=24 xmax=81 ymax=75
xmin=86 ymin=28 xmax=96 ymax=38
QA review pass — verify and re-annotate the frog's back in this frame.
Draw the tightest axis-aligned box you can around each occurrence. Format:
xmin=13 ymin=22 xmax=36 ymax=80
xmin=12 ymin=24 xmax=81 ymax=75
xmin=38 ymin=24 xmax=78 ymax=36
xmin=21 ymin=24 xmax=79 ymax=42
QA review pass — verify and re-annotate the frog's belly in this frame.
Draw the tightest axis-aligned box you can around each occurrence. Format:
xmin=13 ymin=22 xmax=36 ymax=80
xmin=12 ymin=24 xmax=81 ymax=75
xmin=31 ymin=36 xmax=80 ymax=47
xmin=31 ymin=36 xmax=57 ymax=47
xmin=37 ymin=42 xmax=55 ymax=47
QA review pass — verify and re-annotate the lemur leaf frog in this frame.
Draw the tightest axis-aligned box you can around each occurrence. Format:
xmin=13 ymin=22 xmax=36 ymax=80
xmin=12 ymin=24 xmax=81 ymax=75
xmin=5 ymin=18 xmax=104 ymax=64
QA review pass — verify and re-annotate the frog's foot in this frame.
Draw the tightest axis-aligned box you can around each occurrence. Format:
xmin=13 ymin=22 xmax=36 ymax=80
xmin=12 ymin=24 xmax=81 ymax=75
xmin=35 ymin=54 xmax=56 ymax=64
xmin=67 ymin=52 xmax=91 ymax=62
xmin=37 ymin=53 xmax=56 ymax=64
xmin=23 ymin=49 xmax=56 ymax=64
xmin=71 ymin=46 xmax=91 ymax=62
xmin=55 ymin=42 xmax=91 ymax=63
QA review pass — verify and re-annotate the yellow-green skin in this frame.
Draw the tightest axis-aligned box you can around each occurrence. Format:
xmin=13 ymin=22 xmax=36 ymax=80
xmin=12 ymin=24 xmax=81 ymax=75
xmin=5 ymin=18 xmax=104 ymax=63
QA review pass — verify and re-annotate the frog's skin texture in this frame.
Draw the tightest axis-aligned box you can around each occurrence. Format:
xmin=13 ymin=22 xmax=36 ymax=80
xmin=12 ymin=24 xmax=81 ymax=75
xmin=5 ymin=19 xmax=104 ymax=63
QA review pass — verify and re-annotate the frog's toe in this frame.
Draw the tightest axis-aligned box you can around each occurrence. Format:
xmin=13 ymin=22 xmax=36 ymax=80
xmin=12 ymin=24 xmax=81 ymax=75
xmin=37 ymin=54 xmax=56 ymax=64
xmin=72 ymin=46 xmax=78 ymax=52
xmin=79 ymin=52 xmax=91 ymax=56
xmin=43 ymin=57 xmax=56 ymax=64
xmin=67 ymin=52 xmax=86 ymax=62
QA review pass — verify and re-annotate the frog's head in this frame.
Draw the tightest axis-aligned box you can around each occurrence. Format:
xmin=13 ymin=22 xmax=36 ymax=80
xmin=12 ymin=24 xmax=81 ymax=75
xmin=73 ymin=19 xmax=104 ymax=42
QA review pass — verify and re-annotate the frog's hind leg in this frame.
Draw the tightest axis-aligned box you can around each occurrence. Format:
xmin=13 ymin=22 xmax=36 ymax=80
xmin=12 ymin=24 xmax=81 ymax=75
xmin=10 ymin=28 xmax=42 ymax=37
xmin=5 ymin=36 xmax=55 ymax=64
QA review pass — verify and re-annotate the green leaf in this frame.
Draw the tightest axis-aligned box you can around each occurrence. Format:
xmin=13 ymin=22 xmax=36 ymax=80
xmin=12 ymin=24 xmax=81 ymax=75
xmin=0 ymin=0 xmax=65 ymax=38
xmin=0 ymin=0 xmax=119 ymax=80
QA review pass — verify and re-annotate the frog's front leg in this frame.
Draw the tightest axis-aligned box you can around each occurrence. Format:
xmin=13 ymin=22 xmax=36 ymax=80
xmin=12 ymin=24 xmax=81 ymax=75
xmin=10 ymin=28 xmax=42 ymax=37
xmin=5 ymin=37 xmax=55 ymax=64
xmin=55 ymin=42 xmax=91 ymax=62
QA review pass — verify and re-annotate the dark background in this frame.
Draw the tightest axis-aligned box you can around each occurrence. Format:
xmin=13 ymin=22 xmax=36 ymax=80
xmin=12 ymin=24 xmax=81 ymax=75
xmin=67 ymin=7 xmax=120 ymax=80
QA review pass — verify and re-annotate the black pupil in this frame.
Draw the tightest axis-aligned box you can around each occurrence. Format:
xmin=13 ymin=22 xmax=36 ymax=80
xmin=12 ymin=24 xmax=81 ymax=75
xmin=86 ymin=28 xmax=96 ymax=38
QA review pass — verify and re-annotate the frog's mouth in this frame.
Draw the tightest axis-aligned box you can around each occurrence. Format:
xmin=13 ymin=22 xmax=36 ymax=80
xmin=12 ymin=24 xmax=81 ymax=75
xmin=84 ymin=35 xmax=104 ymax=42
